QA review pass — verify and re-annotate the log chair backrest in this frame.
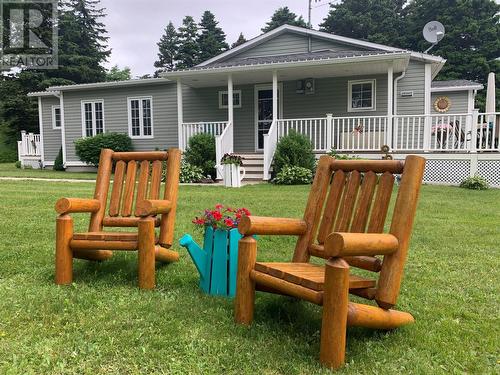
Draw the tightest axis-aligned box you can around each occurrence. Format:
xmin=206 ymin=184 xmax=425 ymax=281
xmin=293 ymin=155 xmax=425 ymax=308
xmin=89 ymin=148 xmax=182 ymax=248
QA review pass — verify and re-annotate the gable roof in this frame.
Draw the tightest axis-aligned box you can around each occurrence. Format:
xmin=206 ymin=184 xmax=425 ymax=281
xmin=198 ymin=24 xmax=445 ymax=77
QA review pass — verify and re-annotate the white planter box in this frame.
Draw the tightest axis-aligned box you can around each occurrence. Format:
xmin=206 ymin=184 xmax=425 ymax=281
xmin=222 ymin=164 xmax=246 ymax=188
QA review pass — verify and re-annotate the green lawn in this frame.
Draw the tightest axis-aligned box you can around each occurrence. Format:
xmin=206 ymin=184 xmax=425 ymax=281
xmin=0 ymin=181 xmax=498 ymax=374
xmin=0 ymin=163 xmax=98 ymax=180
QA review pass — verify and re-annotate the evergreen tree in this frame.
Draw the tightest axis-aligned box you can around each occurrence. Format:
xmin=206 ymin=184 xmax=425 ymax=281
xmin=105 ymin=65 xmax=131 ymax=81
xmin=54 ymin=0 xmax=110 ymax=83
xmin=154 ymin=21 xmax=179 ymax=76
xmin=197 ymin=11 xmax=228 ymax=63
xmin=320 ymin=0 xmax=405 ymax=46
xmin=231 ymin=33 xmax=247 ymax=48
xmin=175 ymin=16 xmax=200 ymax=69
xmin=262 ymin=7 xmax=307 ymax=33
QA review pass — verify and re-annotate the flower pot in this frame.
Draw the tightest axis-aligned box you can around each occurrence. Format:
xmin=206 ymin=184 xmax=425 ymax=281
xmin=222 ymin=164 xmax=246 ymax=188
xmin=179 ymin=227 xmax=242 ymax=297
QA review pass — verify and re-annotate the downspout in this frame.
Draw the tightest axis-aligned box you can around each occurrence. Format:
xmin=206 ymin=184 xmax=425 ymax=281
xmin=393 ymin=71 xmax=406 ymax=116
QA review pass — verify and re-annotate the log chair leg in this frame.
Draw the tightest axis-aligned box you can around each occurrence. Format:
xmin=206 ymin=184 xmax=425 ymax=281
xmin=320 ymin=258 xmax=350 ymax=370
xmin=235 ymin=236 xmax=257 ymax=325
xmin=55 ymin=214 xmax=73 ymax=285
xmin=138 ymin=217 xmax=156 ymax=289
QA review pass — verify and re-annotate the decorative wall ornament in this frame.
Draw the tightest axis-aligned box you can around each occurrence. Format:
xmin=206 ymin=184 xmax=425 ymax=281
xmin=434 ymin=96 xmax=451 ymax=112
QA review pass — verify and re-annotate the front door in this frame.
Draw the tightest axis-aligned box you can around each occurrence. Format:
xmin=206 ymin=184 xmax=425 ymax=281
xmin=255 ymin=86 xmax=281 ymax=151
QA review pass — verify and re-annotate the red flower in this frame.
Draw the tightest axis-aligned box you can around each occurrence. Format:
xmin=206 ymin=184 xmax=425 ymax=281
xmin=224 ymin=218 xmax=235 ymax=227
xmin=192 ymin=218 xmax=205 ymax=225
xmin=212 ymin=210 xmax=222 ymax=220
xmin=235 ymin=212 xmax=242 ymax=219
xmin=215 ymin=204 xmax=224 ymax=210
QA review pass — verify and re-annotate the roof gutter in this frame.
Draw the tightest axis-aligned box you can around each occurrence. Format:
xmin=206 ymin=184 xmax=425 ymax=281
xmin=431 ymin=85 xmax=484 ymax=92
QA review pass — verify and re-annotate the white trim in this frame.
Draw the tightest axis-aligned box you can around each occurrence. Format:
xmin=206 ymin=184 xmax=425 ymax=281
xmin=27 ymin=90 xmax=60 ymax=97
xmin=127 ymin=96 xmax=154 ymax=139
xmin=37 ymin=97 xmax=45 ymax=165
xmin=51 ymin=105 xmax=61 ymax=129
xmin=218 ymin=89 xmax=242 ymax=109
xmin=48 ymin=78 xmax=170 ymax=92
xmin=467 ymin=90 xmax=475 ymax=113
xmin=254 ymin=83 xmax=283 ymax=151
xmin=424 ymin=65 xmax=432 ymax=115
xmin=64 ymin=161 xmax=94 ymax=167
xmin=177 ymin=79 xmax=183 ymax=149
xmin=431 ymin=85 xmax=483 ymax=92
xmin=60 ymin=92 xmax=67 ymax=166
xmin=347 ymin=79 xmax=376 ymax=112
xmin=80 ymin=99 xmax=105 ymax=137
xmin=197 ymin=24 xmax=445 ymax=68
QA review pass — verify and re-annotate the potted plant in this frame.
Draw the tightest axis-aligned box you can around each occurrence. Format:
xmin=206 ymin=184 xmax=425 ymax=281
xmin=179 ymin=204 xmax=251 ymax=297
xmin=220 ymin=153 xmax=246 ymax=187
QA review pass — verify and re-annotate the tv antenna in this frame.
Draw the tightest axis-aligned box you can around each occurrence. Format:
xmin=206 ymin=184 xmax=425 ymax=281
xmin=308 ymin=0 xmax=329 ymax=28
xmin=423 ymin=21 xmax=445 ymax=53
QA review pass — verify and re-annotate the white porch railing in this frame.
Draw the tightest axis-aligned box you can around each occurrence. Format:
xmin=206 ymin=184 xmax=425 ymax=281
xmin=17 ymin=131 xmax=41 ymax=158
xmin=263 ymin=119 xmax=277 ymax=180
xmin=181 ymin=121 xmax=229 ymax=150
xmin=263 ymin=112 xmax=499 ymax=178
xmin=215 ymin=122 xmax=233 ymax=179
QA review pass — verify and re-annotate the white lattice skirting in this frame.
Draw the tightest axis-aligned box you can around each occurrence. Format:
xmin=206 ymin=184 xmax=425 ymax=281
xmin=421 ymin=156 xmax=500 ymax=187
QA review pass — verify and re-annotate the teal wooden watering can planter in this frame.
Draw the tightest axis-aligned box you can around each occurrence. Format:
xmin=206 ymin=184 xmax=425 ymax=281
xmin=179 ymin=227 xmax=243 ymax=297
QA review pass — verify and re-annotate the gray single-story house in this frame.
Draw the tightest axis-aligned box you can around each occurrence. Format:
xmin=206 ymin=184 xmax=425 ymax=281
xmin=26 ymin=25 xmax=498 ymax=185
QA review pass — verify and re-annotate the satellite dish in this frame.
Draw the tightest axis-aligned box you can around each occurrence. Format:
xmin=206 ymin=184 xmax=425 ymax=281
xmin=423 ymin=21 xmax=445 ymax=44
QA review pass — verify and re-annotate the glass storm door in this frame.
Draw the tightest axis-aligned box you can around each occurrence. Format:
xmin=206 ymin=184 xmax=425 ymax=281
xmin=256 ymin=88 xmax=280 ymax=150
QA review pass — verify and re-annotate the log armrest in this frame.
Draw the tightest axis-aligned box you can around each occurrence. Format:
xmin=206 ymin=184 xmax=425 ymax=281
xmin=135 ymin=199 xmax=172 ymax=217
xmin=238 ymin=216 xmax=307 ymax=236
xmin=55 ymin=198 xmax=100 ymax=214
xmin=324 ymin=232 xmax=399 ymax=257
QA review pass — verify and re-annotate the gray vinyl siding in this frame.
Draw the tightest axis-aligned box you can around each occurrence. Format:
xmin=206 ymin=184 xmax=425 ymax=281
xmin=41 ymin=96 xmax=62 ymax=163
xmin=62 ymin=83 xmax=177 ymax=163
xmin=311 ymin=37 xmax=366 ymax=52
xmin=224 ymin=33 xmax=367 ymax=62
xmin=396 ymin=60 xmax=425 ymax=115
xmin=283 ymin=75 xmax=388 ymax=118
xmin=182 ymin=85 xmax=256 ymax=153
xmin=431 ymin=91 xmax=469 ymax=114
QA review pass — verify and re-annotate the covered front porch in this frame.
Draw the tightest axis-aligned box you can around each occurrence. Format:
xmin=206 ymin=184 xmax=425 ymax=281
xmin=165 ymin=52 xmax=498 ymax=181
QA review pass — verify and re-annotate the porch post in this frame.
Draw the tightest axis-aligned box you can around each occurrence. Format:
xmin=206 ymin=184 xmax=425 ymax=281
xmin=176 ymin=79 xmax=184 ymax=150
xmin=386 ymin=64 xmax=394 ymax=149
xmin=227 ymin=74 xmax=234 ymax=125
xmin=272 ymin=70 xmax=278 ymax=121
xmin=423 ymin=63 xmax=432 ymax=152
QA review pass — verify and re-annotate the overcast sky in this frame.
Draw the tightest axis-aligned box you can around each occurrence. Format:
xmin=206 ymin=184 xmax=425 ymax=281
xmin=100 ymin=0 xmax=334 ymax=77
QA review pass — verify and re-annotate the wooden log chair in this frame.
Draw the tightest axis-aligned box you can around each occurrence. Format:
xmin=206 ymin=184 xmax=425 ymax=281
xmin=235 ymin=155 xmax=426 ymax=369
xmin=55 ymin=148 xmax=182 ymax=289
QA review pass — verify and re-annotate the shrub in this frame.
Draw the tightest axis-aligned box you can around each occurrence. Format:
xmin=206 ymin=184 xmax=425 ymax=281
xmin=183 ymin=133 xmax=216 ymax=179
xmin=460 ymin=175 xmax=489 ymax=190
xmin=180 ymin=160 xmax=204 ymax=183
xmin=272 ymin=165 xmax=313 ymax=185
xmin=15 ymin=160 xmax=21 ymax=168
xmin=75 ymin=133 xmax=133 ymax=167
xmin=53 ymin=147 xmax=65 ymax=171
xmin=327 ymin=149 xmax=360 ymax=160
xmin=274 ymin=130 xmax=315 ymax=175
xmin=0 ymin=148 xmax=17 ymax=163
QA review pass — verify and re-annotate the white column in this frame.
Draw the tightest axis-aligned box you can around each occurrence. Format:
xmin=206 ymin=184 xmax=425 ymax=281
xmin=176 ymin=79 xmax=184 ymax=150
xmin=423 ymin=63 xmax=432 ymax=151
xmin=386 ymin=64 xmax=394 ymax=149
xmin=37 ymin=97 xmax=45 ymax=166
xmin=227 ymin=74 xmax=234 ymax=124
xmin=272 ymin=70 xmax=278 ymax=121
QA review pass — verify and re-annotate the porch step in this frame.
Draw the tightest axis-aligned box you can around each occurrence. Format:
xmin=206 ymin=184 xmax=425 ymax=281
xmin=236 ymin=153 xmax=266 ymax=182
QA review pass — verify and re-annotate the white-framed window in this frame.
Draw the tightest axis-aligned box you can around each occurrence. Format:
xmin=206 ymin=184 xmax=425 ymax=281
xmin=218 ymin=90 xmax=242 ymax=109
xmin=52 ymin=105 xmax=61 ymax=129
xmin=127 ymin=97 xmax=154 ymax=138
xmin=348 ymin=79 xmax=376 ymax=112
xmin=81 ymin=100 xmax=105 ymax=137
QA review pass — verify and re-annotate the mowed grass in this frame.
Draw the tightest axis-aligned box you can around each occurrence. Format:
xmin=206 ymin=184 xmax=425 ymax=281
xmin=0 ymin=163 xmax=98 ymax=180
xmin=0 ymin=181 xmax=498 ymax=374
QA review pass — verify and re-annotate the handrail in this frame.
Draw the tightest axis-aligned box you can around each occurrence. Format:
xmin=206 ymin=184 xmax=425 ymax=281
xmin=181 ymin=121 xmax=229 ymax=150
xmin=263 ymin=119 xmax=278 ymax=180
xmin=215 ymin=122 xmax=233 ymax=180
